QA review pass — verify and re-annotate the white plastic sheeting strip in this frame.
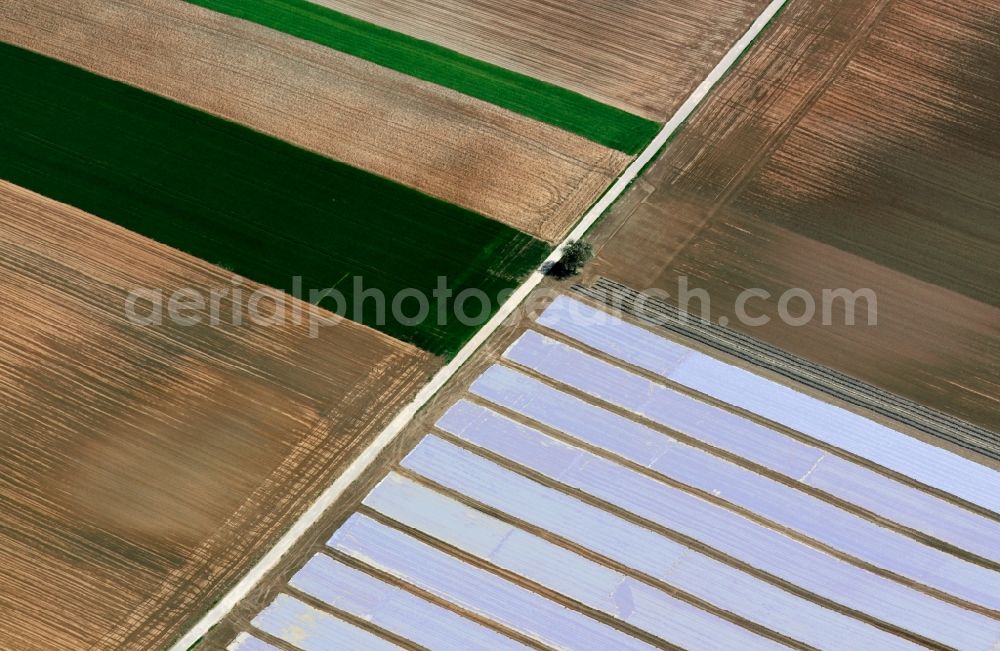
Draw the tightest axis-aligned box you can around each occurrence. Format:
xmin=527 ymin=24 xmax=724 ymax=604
xmin=538 ymin=296 xmax=1000 ymax=515
xmin=365 ymin=472 xmax=785 ymax=650
xmin=402 ymin=435 xmax=925 ymax=650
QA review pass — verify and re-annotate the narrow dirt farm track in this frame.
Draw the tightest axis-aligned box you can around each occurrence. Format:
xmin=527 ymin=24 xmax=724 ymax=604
xmin=0 ymin=182 xmax=435 ymax=650
xmin=589 ymin=0 xmax=1000 ymax=432
xmin=0 ymin=0 xmax=628 ymax=241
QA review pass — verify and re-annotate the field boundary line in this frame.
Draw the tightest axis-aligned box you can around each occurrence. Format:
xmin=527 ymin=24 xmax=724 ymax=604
xmin=169 ymin=1 xmax=789 ymax=647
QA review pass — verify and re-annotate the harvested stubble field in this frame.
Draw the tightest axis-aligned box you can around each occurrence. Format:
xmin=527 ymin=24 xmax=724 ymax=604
xmin=0 ymin=43 xmax=551 ymax=356
xmin=0 ymin=182 xmax=435 ymax=650
xmin=589 ymin=0 xmax=1000 ymax=431
xmin=311 ymin=0 xmax=771 ymax=122
xmin=1 ymin=0 xmax=629 ymax=242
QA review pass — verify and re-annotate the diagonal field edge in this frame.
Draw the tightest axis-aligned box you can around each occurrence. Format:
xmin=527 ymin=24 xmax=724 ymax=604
xmin=168 ymin=1 xmax=791 ymax=647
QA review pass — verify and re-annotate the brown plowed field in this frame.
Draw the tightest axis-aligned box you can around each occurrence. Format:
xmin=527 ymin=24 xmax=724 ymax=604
xmin=0 ymin=181 xmax=435 ymax=650
xmin=1 ymin=0 xmax=628 ymax=242
xmin=588 ymin=0 xmax=1000 ymax=431
xmin=312 ymin=0 xmax=770 ymax=121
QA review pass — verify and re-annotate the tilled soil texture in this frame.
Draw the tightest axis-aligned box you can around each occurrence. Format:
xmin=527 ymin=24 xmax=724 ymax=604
xmin=0 ymin=182 xmax=436 ymax=650
xmin=0 ymin=0 xmax=627 ymax=242
xmin=588 ymin=0 xmax=1000 ymax=431
xmin=309 ymin=0 xmax=770 ymax=121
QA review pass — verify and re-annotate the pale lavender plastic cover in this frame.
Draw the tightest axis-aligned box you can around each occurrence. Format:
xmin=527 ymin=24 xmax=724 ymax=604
xmin=251 ymin=594 xmax=400 ymax=651
xmin=462 ymin=373 xmax=1000 ymax=596
xmin=537 ymin=296 xmax=1000 ymax=514
xmin=426 ymin=418 xmax=1000 ymax=649
xmin=290 ymin=553 xmax=531 ymax=650
xmin=364 ymin=472 xmax=785 ymax=650
xmin=498 ymin=332 xmax=1000 ymax=559
xmin=227 ymin=633 xmax=281 ymax=651
xmin=328 ymin=513 xmax=658 ymax=651
xmin=401 ymin=435 xmax=928 ymax=651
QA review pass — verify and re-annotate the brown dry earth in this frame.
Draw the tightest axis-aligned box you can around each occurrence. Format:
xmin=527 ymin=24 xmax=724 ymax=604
xmin=0 ymin=181 xmax=435 ymax=650
xmin=0 ymin=0 xmax=628 ymax=242
xmin=311 ymin=0 xmax=770 ymax=121
xmin=589 ymin=0 xmax=1000 ymax=431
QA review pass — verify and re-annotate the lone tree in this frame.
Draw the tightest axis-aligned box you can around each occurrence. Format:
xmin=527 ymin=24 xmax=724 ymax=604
xmin=548 ymin=239 xmax=593 ymax=279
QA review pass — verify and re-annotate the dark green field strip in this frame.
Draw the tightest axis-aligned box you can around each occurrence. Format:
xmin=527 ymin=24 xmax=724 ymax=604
xmin=181 ymin=0 xmax=659 ymax=154
xmin=0 ymin=43 xmax=549 ymax=357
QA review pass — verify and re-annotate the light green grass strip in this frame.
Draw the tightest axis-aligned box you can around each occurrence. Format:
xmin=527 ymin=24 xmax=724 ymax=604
xmin=0 ymin=42 xmax=550 ymax=357
xmin=183 ymin=0 xmax=659 ymax=154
